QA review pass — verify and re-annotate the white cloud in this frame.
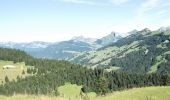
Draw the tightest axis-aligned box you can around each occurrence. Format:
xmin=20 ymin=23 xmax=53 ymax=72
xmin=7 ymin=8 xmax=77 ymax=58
xmin=109 ymin=0 xmax=129 ymax=5
xmin=162 ymin=2 xmax=170 ymax=7
xmin=128 ymin=0 xmax=162 ymax=30
xmin=111 ymin=0 xmax=170 ymax=33
xmin=137 ymin=0 xmax=160 ymax=17
xmin=58 ymin=0 xmax=129 ymax=6
xmin=62 ymin=0 xmax=96 ymax=5
xmin=156 ymin=10 xmax=168 ymax=15
xmin=155 ymin=10 xmax=168 ymax=19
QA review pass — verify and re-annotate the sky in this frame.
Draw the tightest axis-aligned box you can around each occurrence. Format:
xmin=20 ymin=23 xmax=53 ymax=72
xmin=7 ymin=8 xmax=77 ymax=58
xmin=0 ymin=0 xmax=170 ymax=42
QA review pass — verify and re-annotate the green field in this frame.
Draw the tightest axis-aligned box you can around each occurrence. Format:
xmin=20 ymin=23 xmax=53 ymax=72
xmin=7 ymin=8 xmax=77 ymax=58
xmin=0 ymin=86 xmax=170 ymax=100
xmin=58 ymin=83 xmax=82 ymax=100
xmin=94 ymin=86 xmax=170 ymax=100
xmin=58 ymin=84 xmax=170 ymax=100
xmin=0 ymin=60 xmax=170 ymax=100
xmin=0 ymin=95 xmax=65 ymax=100
xmin=0 ymin=60 xmax=29 ymax=84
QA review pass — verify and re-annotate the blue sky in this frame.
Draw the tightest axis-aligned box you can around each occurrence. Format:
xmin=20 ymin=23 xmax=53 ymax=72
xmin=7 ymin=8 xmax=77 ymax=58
xmin=0 ymin=0 xmax=170 ymax=42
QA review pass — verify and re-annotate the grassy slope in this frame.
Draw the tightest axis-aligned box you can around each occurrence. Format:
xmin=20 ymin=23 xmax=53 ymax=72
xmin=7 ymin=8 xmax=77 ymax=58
xmin=95 ymin=86 xmax=170 ymax=100
xmin=0 ymin=86 xmax=170 ymax=100
xmin=58 ymin=83 xmax=82 ymax=100
xmin=72 ymin=30 xmax=170 ymax=73
xmin=0 ymin=95 xmax=65 ymax=100
xmin=71 ymin=41 xmax=141 ymax=68
xmin=149 ymin=55 xmax=165 ymax=73
xmin=149 ymin=50 xmax=170 ymax=73
xmin=0 ymin=60 xmax=29 ymax=84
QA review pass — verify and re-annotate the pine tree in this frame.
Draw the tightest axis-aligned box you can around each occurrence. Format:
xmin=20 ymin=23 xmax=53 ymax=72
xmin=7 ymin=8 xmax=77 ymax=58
xmin=5 ymin=76 xmax=9 ymax=83
xmin=81 ymin=85 xmax=88 ymax=93
xmin=96 ymin=76 xmax=108 ymax=95
xmin=22 ymin=70 xmax=25 ymax=75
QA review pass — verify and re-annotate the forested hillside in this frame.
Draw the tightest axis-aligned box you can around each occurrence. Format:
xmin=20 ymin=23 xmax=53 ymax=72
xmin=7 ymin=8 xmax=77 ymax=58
xmin=71 ymin=28 xmax=170 ymax=74
xmin=0 ymin=48 xmax=169 ymax=96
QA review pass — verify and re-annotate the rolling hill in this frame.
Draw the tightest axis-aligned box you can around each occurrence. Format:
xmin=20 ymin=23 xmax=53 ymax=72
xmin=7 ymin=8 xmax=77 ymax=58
xmin=70 ymin=27 xmax=170 ymax=74
xmin=0 ymin=27 xmax=169 ymax=98
xmin=0 ymin=48 xmax=169 ymax=96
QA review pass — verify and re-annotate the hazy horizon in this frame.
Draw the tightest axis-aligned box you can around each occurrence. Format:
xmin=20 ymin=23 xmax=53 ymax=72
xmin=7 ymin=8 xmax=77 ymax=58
xmin=1 ymin=0 xmax=170 ymax=42
xmin=0 ymin=26 xmax=169 ymax=43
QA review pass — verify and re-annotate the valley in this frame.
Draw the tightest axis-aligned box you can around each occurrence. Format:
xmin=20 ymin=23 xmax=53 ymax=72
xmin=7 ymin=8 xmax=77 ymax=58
xmin=1 ymin=0 xmax=170 ymax=99
xmin=0 ymin=27 xmax=170 ymax=100
xmin=0 ymin=31 xmax=123 ymax=60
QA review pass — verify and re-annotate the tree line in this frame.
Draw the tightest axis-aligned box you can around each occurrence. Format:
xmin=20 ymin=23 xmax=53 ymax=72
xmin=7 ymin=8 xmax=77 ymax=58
xmin=0 ymin=48 xmax=169 ymax=95
xmin=110 ymin=32 xmax=170 ymax=74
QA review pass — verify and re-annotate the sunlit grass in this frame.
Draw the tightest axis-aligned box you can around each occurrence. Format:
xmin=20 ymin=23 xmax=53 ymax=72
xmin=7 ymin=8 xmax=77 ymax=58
xmin=0 ymin=60 xmax=29 ymax=84
xmin=149 ymin=51 xmax=170 ymax=73
xmin=95 ymin=86 xmax=170 ymax=100
xmin=58 ymin=83 xmax=82 ymax=100
xmin=0 ymin=86 xmax=169 ymax=100
xmin=0 ymin=95 xmax=65 ymax=100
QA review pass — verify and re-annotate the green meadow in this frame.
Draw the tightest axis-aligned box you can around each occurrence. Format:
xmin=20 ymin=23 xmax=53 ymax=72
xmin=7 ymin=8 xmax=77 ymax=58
xmin=0 ymin=85 xmax=169 ymax=100
xmin=58 ymin=83 xmax=82 ymax=100
xmin=0 ymin=60 xmax=170 ymax=100
xmin=0 ymin=60 xmax=29 ymax=84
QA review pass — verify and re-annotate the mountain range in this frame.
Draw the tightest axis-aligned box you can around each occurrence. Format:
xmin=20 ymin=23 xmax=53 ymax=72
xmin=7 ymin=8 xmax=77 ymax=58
xmin=0 ymin=31 xmax=122 ymax=59
xmin=70 ymin=27 xmax=170 ymax=74
xmin=0 ymin=26 xmax=170 ymax=97
xmin=0 ymin=26 xmax=170 ymax=74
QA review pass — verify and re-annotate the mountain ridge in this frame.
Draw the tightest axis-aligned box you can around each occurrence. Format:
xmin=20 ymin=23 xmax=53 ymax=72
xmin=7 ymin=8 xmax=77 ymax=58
xmin=70 ymin=27 xmax=170 ymax=74
xmin=0 ymin=31 xmax=124 ymax=59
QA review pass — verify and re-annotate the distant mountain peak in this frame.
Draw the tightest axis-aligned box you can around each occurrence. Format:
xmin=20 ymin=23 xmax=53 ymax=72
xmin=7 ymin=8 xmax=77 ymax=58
xmin=110 ymin=31 xmax=123 ymax=37
xmin=71 ymin=35 xmax=84 ymax=40
xmin=128 ymin=29 xmax=138 ymax=35
xmin=0 ymin=41 xmax=51 ymax=49
xmin=158 ymin=26 xmax=170 ymax=32
xmin=95 ymin=31 xmax=122 ymax=46
xmin=139 ymin=28 xmax=151 ymax=35
xmin=110 ymin=31 xmax=116 ymax=36
xmin=142 ymin=28 xmax=151 ymax=32
xmin=71 ymin=35 xmax=97 ymax=43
